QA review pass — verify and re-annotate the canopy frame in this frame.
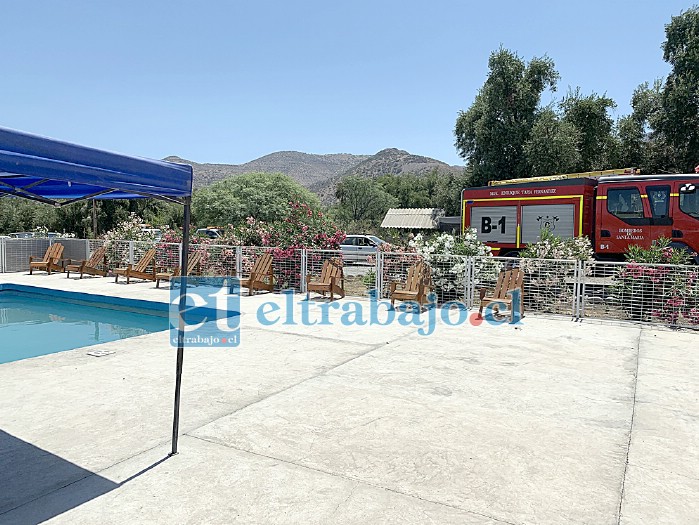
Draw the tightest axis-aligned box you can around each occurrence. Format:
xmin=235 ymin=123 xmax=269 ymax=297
xmin=0 ymin=126 xmax=194 ymax=455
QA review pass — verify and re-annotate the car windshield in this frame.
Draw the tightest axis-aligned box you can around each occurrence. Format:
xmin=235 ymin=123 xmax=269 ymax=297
xmin=368 ymin=236 xmax=384 ymax=245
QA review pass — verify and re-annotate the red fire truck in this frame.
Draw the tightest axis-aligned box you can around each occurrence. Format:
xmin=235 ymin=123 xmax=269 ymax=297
xmin=461 ymin=168 xmax=699 ymax=262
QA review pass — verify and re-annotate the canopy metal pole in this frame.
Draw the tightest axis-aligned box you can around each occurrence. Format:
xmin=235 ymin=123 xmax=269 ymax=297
xmin=171 ymin=197 xmax=191 ymax=455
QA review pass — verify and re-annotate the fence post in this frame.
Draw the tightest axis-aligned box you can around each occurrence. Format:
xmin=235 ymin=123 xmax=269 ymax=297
xmin=235 ymin=246 xmax=243 ymax=278
xmin=178 ymin=242 xmax=183 ymax=268
xmin=84 ymin=239 xmax=90 ymax=259
xmin=375 ymin=251 xmax=384 ymax=298
xmin=579 ymin=260 xmax=587 ymax=319
xmin=0 ymin=238 xmax=4 ymax=273
xmin=300 ymin=249 xmax=308 ymax=293
xmin=464 ymin=256 xmax=474 ymax=309
xmin=572 ymin=260 xmax=580 ymax=319
xmin=128 ymin=241 xmax=134 ymax=265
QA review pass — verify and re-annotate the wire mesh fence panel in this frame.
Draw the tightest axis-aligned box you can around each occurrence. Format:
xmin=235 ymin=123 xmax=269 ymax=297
xmin=580 ymin=261 xmax=699 ymax=328
xmin=155 ymin=242 xmax=181 ymax=272
xmin=239 ymin=246 xmax=299 ymax=291
xmin=198 ymin=243 xmax=237 ymax=276
xmin=87 ymin=239 xmax=106 ymax=258
xmin=104 ymin=240 xmax=132 ymax=268
xmin=426 ymin=254 xmax=471 ymax=304
xmin=56 ymin=238 xmax=90 ymax=264
xmin=132 ymin=240 xmax=155 ymax=267
xmin=305 ymin=249 xmax=353 ymax=296
xmin=518 ymin=258 xmax=578 ymax=316
xmin=471 ymin=257 xmax=577 ymax=316
xmin=272 ymin=248 xmax=303 ymax=291
xmin=379 ymin=252 xmax=425 ymax=300
xmin=3 ymin=238 xmax=51 ymax=272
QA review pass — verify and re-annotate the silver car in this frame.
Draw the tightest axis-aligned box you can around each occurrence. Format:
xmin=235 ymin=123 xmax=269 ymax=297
xmin=340 ymin=235 xmax=385 ymax=264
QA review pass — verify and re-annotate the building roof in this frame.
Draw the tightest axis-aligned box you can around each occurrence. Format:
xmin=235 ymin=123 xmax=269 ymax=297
xmin=380 ymin=208 xmax=445 ymax=229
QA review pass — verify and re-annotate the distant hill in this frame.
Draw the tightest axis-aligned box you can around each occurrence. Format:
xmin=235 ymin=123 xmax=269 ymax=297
xmin=165 ymin=148 xmax=463 ymax=202
xmin=164 ymin=152 xmax=370 ymax=189
xmin=310 ymin=148 xmax=464 ymax=202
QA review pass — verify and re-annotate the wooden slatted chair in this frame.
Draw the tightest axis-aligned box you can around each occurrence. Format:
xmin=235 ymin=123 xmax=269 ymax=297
xmin=306 ymin=258 xmax=345 ymax=301
xmin=155 ymin=250 xmax=204 ymax=288
xmin=29 ymin=243 xmax=65 ymax=275
xmin=238 ymin=252 xmax=274 ymax=296
xmin=478 ymin=268 xmax=524 ymax=322
xmin=114 ymin=248 xmax=157 ymax=283
xmin=389 ymin=261 xmax=432 ymax=307
xmin=65 ymin=246 xmax=108 ymax=278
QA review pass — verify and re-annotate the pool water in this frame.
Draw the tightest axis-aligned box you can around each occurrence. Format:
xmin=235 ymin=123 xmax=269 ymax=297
xmin=0 ymin=291 xmax=169 ymax=364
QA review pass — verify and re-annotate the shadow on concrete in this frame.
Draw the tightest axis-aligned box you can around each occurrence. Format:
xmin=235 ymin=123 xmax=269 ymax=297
xmin=0 ymin=430 xmax=168 ymax=524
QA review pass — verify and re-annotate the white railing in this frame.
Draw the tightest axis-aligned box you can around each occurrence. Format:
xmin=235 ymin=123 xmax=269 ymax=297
xmin=1 ymin=237 xmax=698 ymax=329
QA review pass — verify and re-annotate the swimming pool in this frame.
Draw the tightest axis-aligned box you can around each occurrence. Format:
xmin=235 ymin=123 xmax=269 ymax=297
xmin=0 ymin=286 xmax=169 ymax=364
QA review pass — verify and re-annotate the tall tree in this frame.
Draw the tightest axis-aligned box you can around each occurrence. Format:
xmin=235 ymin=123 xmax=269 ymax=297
xmin=560 ymin=88 xmax=618 ymax=171
xmin=454 ymin=48 xmax=559 ymax=186
xmin=524 ymin=107 xmax=581 ymax=177
xmin=657 ymin=6 xmax=699 ymax=172
xmin=616 ymin=80 xmax=670 ymax=172
xmin=334 ymin=175 xmax=396 ymax=223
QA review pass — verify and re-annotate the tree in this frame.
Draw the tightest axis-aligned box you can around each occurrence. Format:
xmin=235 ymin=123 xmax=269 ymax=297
xmin=334 ymin=175 xmax=396 ymax=224
xmin=192 ymin=172 xmax=320 ymax=226
xmin=616 ymin=80 xmax=670 ymax=172
xmin=454 ymin=48 xmax=559 ymax=186
xmin=656 ymin=6 xmax=699 ymax=172
xmin=560 ymin=88 xmax=618 ymax=171
xmin=377 ymin=174 xmax=431 ymax=208
xmin=524 ymin=107 xmax=581 ymax=177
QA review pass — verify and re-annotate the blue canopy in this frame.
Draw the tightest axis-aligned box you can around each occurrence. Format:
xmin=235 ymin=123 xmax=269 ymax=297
xmin=0 ymin=127 xmax=193 ymax=204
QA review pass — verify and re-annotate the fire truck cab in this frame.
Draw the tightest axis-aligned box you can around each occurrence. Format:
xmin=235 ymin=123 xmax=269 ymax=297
xmin=461 ymin=169 xmax=699 ymax=262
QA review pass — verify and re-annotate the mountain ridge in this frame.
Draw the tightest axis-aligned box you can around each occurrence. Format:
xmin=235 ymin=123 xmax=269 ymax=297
xmin=165 ymin=148 xmax=464 ymax=201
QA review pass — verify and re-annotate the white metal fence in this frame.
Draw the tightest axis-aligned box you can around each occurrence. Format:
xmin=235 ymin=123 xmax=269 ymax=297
xmin=1 ymin=237 xmax=698 ymax=329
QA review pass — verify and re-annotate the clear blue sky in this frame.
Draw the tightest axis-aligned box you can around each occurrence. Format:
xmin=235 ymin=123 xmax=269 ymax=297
xmin=1 ymin=1 xmax=693 ymax=167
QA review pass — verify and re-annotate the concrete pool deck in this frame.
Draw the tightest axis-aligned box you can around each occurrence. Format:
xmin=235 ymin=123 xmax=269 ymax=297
xmin=0 ymin=272 xmax=697 ymax=524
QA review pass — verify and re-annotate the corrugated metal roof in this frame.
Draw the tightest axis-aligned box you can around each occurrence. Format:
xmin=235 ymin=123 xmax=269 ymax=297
xmin=380 ymin=208 xmax=445 ymax=229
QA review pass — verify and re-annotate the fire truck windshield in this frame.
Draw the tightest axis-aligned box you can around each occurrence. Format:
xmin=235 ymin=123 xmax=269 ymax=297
xmin=680 ymin=191 xmax=699 ymax=218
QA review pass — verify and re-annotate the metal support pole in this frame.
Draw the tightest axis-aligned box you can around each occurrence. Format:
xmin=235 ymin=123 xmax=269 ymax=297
xmin=300 ymin=249 xmax=308 ymax=293
xmin=171 ymin=197 xmax=191 ymax=456
xmin=375 ymin=252 xmax=384 ymax=298
xmin=235 ymin=246 xmax=243 ymax=277
xmin=92 ymin=199 xmax=98 ymax=236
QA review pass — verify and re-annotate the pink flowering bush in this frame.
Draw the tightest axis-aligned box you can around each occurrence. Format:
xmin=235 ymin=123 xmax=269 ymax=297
xmin=164 ymin=202 xmax=346 ymax=288
xmin=616 ymin=238 xmax=699 ymax=325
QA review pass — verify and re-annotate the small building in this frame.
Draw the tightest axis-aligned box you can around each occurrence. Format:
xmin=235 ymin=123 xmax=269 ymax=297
xmin=380 ymin=208 xmax=445 ymax=230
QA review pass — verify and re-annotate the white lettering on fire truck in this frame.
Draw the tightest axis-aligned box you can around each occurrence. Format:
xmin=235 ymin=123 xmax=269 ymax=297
xmin=488 ymin=188 xmax=557 ymax=197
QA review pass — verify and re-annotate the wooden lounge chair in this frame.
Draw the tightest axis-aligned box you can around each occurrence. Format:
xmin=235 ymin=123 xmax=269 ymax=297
xmin=29 ymin=243 xmax=65 ymax=275
xmin=114 ymin=248 xmax=157 ymax=283
xmin=156 ymin=251 xmax=203 ymax=288
xmin=389 ymin=261 xmax=432 ymax=307
xmin=478 ymin=268 xmax=524 ymax=322
xmin=238 ymin=252 xmax=274 ymax=296
xmin=306 ymin=258 xmax=345 ymax=301
xmin=65 ymin=246 xmax=108 ymax=278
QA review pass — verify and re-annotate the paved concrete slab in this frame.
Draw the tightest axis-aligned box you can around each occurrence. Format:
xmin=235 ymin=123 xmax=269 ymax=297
xmin=192 ymin=319 xmax=640 ymax=525
xmin=0 ymin=272 xmax=698 ymax=524
xmin=618 ymin=329 xmax=699 ymax=524
xmin=3 ymin=437 xmax=499 ymax=525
